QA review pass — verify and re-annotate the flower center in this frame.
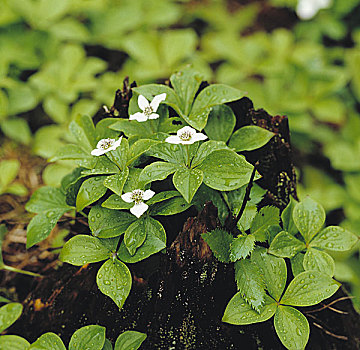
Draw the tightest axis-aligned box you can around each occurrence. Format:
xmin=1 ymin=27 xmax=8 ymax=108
xmin=179 ymin=130 xmax=193 ymax=141
xmin=131 ymin=190 xmax=144 ymax=204
xmin=143 ymin=106 xmax=153 ymax=117
xmin=99 ymin=138 xmax=115 ymax=150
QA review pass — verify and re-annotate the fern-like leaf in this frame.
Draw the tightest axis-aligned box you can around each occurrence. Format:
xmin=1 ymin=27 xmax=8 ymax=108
xmin=229 ymin=234 xmax=255 ymax=262
xmin=202 ymin=228 xmax=233 ymax=263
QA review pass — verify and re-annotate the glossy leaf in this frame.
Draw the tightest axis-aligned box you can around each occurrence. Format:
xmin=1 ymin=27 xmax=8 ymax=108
xmin=202 ymin=229 xmax=233 ymax=263
xmin=127 ymin=139 xmax=158 ymax=166
xmin=303 ymin=248 xmax=335 ymax=276
xmin=97 ymin=259 xmax=132 ymax=309
xmin=69 ymin=114 xmax=96 ymax=152
xmin=146 ymin=191 xmax=180 ymax=205
xmin=82 ymin=156 xmax=119 ymax=176
xmin=250 ymin=206 xmax=280 ymax=241
xmin=191 ymin=140 xmax=228 ymax=168
xmin=148 ymin=142 xmax=184 ymax=165
xmin=49 ymin=144 xmax=91 ymax=162
xmin=274 ymin=306 xmax=309 ymax=350
xmin=69 ymin=325 xmax=105 ymax=350
xmin=0 ymin=335 xmax=30 ymax=350
xmin=30 ymin=333 xmax=66 ymax=350
xmin=173 ymin=167 xmax=203 ymax=203
xmin=139 ymin=161 xmax=179 ymax=185
xmin=149 ymin=196 xmax=192 ymax=216
xmin=268 ymin=231 xmax=306 ymax=258
xmin=281 ymin=197 xmax=298 ymax=235
xmin=76 ymin=176 xmax=107 ymax=211
xmin=59 ymin=235 xmax=110 ymax=266
xmin=204 ymin=105 xmax=236 ymax=142
xmin=124 ymin=219 xmax=146 ymax=255
xmin=0 ymin=303 xmax=23 ymax=333
xmin=291 ymin=253 xmax=305 ymax=276
xmin=114 ymin=331 xmax=147 ymax=350
xmin=103 ymin=169 xmax=129 ymax=197
xmin=229 ymin=234 xmax=255 ymax=261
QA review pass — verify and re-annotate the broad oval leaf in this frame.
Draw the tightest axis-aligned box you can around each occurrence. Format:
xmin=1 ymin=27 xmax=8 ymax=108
xmin=290 ymin=253 xmax=305 ymax=276
xmin=102 ymin=195 xmax=133 ymax=210
xmin=310 ymin=226 xmax=358 ymax=251
xmin=49 ymin=144 xmax=91 ymax=162
xmin=127 ymin=139 xmax=158 ymax=166
xmin=274 ymin=306 xmax=309 ymax=350
xmin=268 ymin=231 xmax=306 ymax=258
xmin=103 ymin=168 xmax=129 ymax=196
xmin=97 ymin=259 xmax=132 ymax=309
xmin=69 ymin=325 xmax=105 ymax=350
xmin=0 ymin=335 xmax=30 ymax=350
xmin=0 ymin=302 xmax=23 ymax=333
xmin=228 ymin=125 xmax=274 ymax=152
xmin=30 ymin=333 xmax=66 ymax=350
xmin=124 ymin=219 xmax=146 ymax=256
xmin=81 ymin=157 xmax=119 ymax=176
xmin=146 ymin=191 xmax=180 ymax=205
xmin=69 ymin=114 xmax=96 ymax=152
xmin=250 ymin=206 xmax=280 ymax=240
xmin=222 ymin=293 xmax=277 ymax=325
xmin=281 ymin=197 xmax=298 ymax=235
xmin=191 ymin=140 xmax=228 ymax=168
xmin=138 ymin=161 xmax=179 ymax=186
xmin=303 ymin=248 xmax=335 ymax=277
xmin=292 ymin=197 xmax=325 ymax=243
xmin=148 ymin=142 xmax=184 ymax=165
xmin=173 ymin=167 xmax=203 ymax=203
xmin=59 ymin=235 xmax=110 ymax=266
xmin=76 ymin=176 xmax=107 ymax=211
xmin=251 ymin=247 xmax=287 ymax=302
xmin=280 ymin=270 xmax=340 ymax=307
xmin=204 ymin=105 xmax=236 ymax=142
xmin=149 ymin=196 xmax=192 ymax=216
xmin=200 ymin=149 xmax=256 ymax=191
xmin=114 ymin=331 xmax=147 ymax=350
xmin=89 ymin=206 xmax=136 ymax=238
xmin=118 ymin=217 xmax=166 ymax=263
xmin=202 ymin=229 xmax=233 ymax=263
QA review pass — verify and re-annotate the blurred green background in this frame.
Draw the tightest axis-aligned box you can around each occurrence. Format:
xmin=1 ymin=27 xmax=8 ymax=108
xmin=1 ymin=0 xmax=360 ymax=309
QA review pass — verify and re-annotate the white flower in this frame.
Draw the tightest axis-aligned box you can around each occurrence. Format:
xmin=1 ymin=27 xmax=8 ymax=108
xmin=91 ymin=136 xmax=122 ymax=156
xmin=296 ymin=0 xmax=331 ymax=20
xmin=165 ymin=126 xmax=207 ymax=145
xmin=121 ymin=189 xmax=155 ymax=218
xmin=129 ymin=93 xmax=166 ymax=122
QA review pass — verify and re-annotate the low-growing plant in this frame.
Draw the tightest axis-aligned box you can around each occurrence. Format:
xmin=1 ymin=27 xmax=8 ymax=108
xmin=25 ymin=68 xmax=358 ymax=350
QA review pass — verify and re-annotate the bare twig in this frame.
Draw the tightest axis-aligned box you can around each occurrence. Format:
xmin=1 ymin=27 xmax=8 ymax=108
xmin=305 ymin=296 xmax=353 ymax=314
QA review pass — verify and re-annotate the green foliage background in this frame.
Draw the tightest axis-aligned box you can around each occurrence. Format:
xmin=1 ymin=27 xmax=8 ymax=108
xmin=1 ymin=0 xmax=360 ymax=310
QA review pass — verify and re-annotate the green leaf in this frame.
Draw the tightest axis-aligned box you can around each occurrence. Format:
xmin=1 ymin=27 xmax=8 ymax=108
xmin=281 ymin=197 xmax=298 ymax=235
xmin=103 ymin=168 xmax=129 ymax=196
xmin=173 ymin=167 xmax=203 ymax=203
xmin=146 ymin=191 xmax=180 ymax=205
xmin=25 ymin=187 xmax=71 ymax=213
xmin=251 ymin=247 xmax=287 ymax=302
xmin=127 ymin=139 xmax=158 ymax=166
xmin=188 ymin=84 xmax=243 ymax=130
xmin=266 ymin=225 xmax=283 ymax=244
xmin=122 ymin=168 xmax=143 ymax=194
xmin=81 ymin=156 xmax=119 ymax=176
xmin=228 ymin=126 xmax=274 ymax=152
xmin=102 ymin=339 xmax=112 ymax=350
xmin=118 ymin=217 xmax=166 ymax=263
xmin=222 ymin=293 xmax=277 ymax=325
xmin=148 ymin=142 xmax=184 ymax=165
xmin=59 ymin=235 xmax=110 ymax=266
xmin=49 ymin=144 xmax=92 ymax=162
xmin=190 ymin=140 xmax=228 ymax=168
xmin=124 ymin=219 xmax=146 ymax=256
xmin=95 ymin=118 xmax=120 ymax=140
xmin=250 ymin=206 xmax=280 ymax=241
xmin=30 ymin=333 xmax=66 ymax=350
xmin=200 ymin=149 xmax=256 ymax=191
xmin=293 ymin=197 xmax=325 ymax=243
xmin=69 ymin=325 xmax=105 ymax=350
xmin=204 ymin=105 xmax=236 ymax=142
xmin=274 ymin=306 xmax=309 ymax=350
xmin=234 ymin=259 xmax=266 ymax=312
xmin=303 ymin=249 xmax=335 ymax=277
xmin=102 ymin=195 xmax=133 ymax=210
xmin=114 ymin=331 xmax=147 ymax=350
xmin=268 ymin=231 xmax=306 ymax=258
xmin=110 ymin=119 xmax=152 ymax=138
xmin=107 ymin=137 xmax=128 ymax=171
xmin=0 ymin=303 xmax=23 ymax=333
xmin=76 ymin=176 xmax=107 ymax=211
xmin=69 ymin=114 xmax=96 ymax=152
xmin=229 ymin=234 xmax=255 ymax=261
xmin=291 ymin=253 xmax=305 ymax=276
xmin=139 ymin=161 xmax=179 ymax=186
xmin=0 ymin=335 xmax=30 ymax=350
xmin=89 ymin=206 xmax=136 ymax=238
xmin=310 ymin=226 xmax=358 ymax=251
xmin=0 ymin=160 xmax=20 ymax=189
xmin=1 ymin=118 xmax=32 ymax=146
xmin=97 ymin=259 xmax=132 ymax=309
xmin=201 ymin=229 xmax=233 ymax=263
xmin=149 ymin=196 xmax=192 ymax=216
xmin=281 ymin=271 xmax=340 ymax=307
xmin=26 ymin=209 xmax=67 ymax=248
xmin=170 ymin=67 xmax=203 ymax=115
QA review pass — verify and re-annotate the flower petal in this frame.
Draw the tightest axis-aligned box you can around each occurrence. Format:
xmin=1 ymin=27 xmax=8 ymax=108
xmin=91 ymin=148 xmax=106 ymax=156
xmin=177 ymin=125 xmax=195 ymax=138
xmin=138 ymin=95 xmax=150 ymax=111
xmin=129 ymin=112 xmax=148 ymax=122
xmin=109 ymin=136 xmax=123 ymax=151
xmin=143 ymin=189 xmax=155 ymax=200
xmin=148 ymin=113 xmax=160 ymax=120
xmin=130 ymin=202 xmax=148 ymax=218
xmin=150 ymin=93 xmax=166 ymax=111
xmin=121 ymin=192 xmax=134 ymax=203
xmin=192 ymin=133 xmax=208 ymax=142
xmin=165 ymin=135 xmax=182 ymax=144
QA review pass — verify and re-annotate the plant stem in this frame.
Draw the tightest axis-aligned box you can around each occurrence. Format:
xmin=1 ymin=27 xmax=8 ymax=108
xmin=185 ymin=145 xmax=191 ymax=167
xmin=2 ymin=265 xmax=43 ymax=278
xmin=79 ymin=210 xmax=88 ymax=218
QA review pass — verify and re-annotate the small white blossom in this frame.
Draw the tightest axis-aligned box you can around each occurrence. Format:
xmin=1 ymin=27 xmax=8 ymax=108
xmin=296 ymin=0 xmax=331 ymax=20
xmin=129 ymin=93 xmax=166 ymax=122
xmin=91 ymin=136 xmax=122 ymax=156
xmin=121 ymin=189 xmax=155 ymax=218
xmin=165 ymin=126 xmax=207 ymax=145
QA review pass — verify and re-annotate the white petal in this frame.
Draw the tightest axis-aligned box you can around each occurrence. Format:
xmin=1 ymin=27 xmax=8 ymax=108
xmin=148 ymin=113 xmax=160 ymax=120
xmin=129 ymin=112 xmax=148 ymax=122
xmin=179 ymin=139 xmax=195 ymax=145
xmin=296 ymin=0 xmax=318 ymax=19
xmin=165 ymin=135 xmax=182 ymax=144
xmin=192 ymin=133 xmax=208 ymax=142
xmin=150 ymin=93 xmax=166 ymax=111
xmin=109 ymin=136 xmax=123 ymax=151
xmin=121 ymin=192 xmax=134 ymax=203
xmin=143 ymin=189 xmax=155 ymax=200
xmin=130 ymin=202 xmax=148 ymax=218
xmin=91 ymin=148 xmax=106 ymax=156
xmin=177 ymin=125 xmax=195 ymax=138
xmin=138 ymin=95 xmax=150 ymax=111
